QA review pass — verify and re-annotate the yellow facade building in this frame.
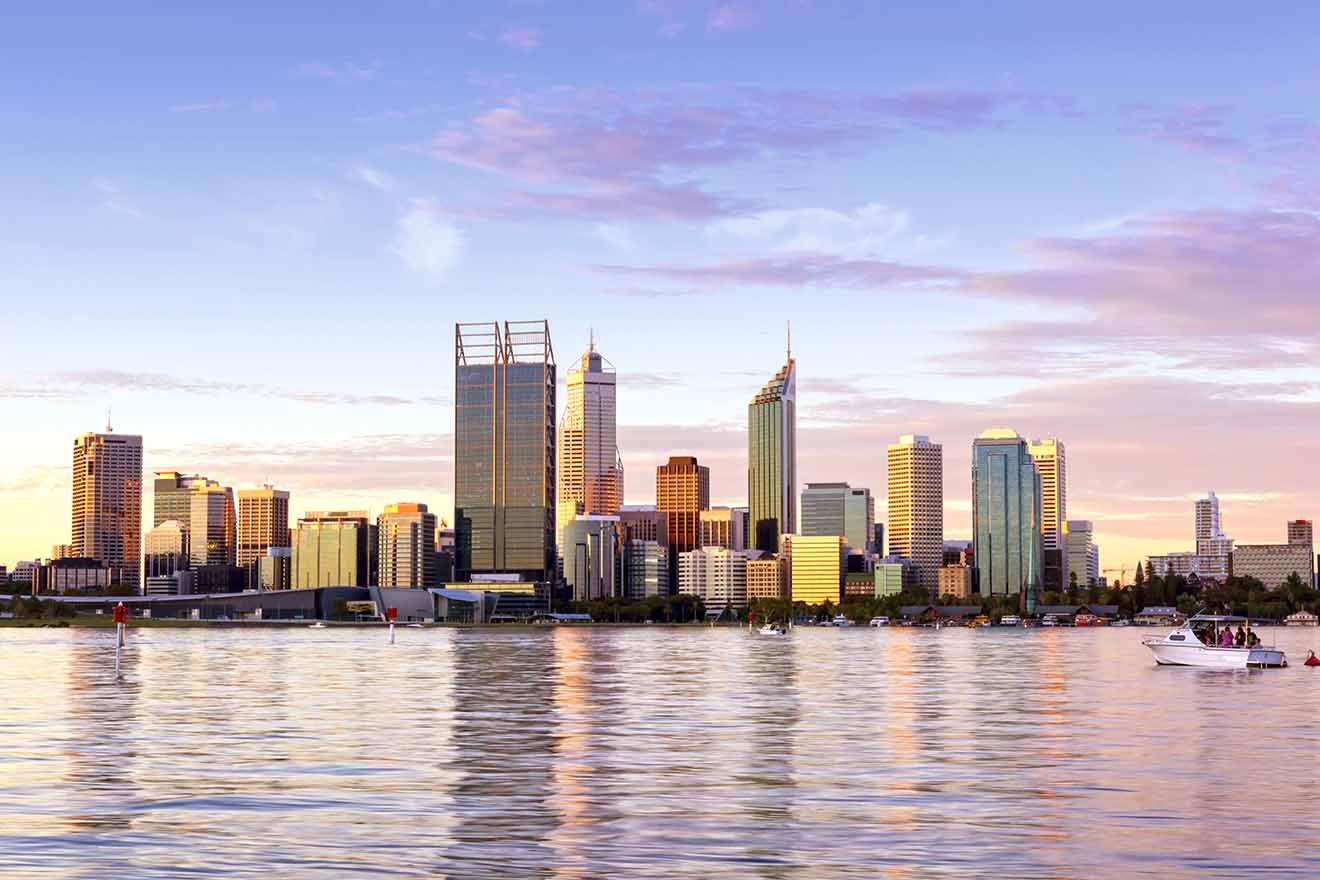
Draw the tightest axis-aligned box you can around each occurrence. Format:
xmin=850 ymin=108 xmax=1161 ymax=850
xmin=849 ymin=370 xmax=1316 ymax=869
xmin=787 ymin=535 xmax=844 ymax=605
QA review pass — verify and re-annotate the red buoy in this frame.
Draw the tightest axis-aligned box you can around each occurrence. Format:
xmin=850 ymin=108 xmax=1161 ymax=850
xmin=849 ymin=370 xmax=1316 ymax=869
xmin=1304 ymin=651 xmax=1320 ymax=667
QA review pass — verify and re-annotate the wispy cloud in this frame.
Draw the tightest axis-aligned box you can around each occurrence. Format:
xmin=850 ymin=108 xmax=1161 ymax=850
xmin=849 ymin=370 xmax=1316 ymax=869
xmin=393 ymin=203 xmax=464 ymax=280
xmin=499 ymin=27 xmax=541 ymax=49
xmin=0 ymin=467 xmax=54 ymax=493
xmin=353 ymin=165 xmax=396 ymax=191
xmin=708 ymin=3 xmax=754 ymax=31
xmin=295 ymin=61 xmax=379 ymax=83
xmin=0 ymin=370 xmax=447 ymax=408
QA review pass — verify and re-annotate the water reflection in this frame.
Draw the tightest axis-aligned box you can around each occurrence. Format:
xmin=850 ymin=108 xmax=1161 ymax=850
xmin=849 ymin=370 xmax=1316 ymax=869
xmin=4 ymin=626 xmax=1320 ymax=878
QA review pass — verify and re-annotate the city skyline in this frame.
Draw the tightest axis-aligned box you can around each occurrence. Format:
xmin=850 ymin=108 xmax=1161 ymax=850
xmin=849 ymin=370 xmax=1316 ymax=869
xmin=5 ymin=3 xmax=1320 ymax=569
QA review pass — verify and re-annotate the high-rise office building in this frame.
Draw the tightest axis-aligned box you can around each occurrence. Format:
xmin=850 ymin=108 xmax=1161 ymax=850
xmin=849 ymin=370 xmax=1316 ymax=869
xmin=454 ymin=321 xmax=556 ymax=582
xmin=886 ymin=434 xmax=943 ymax=595
xmin=144 ymin=519 xmax=189 ymax=579
xmin=563 ymin=515 xmax=620 ymax=601
xmin=618 ymin=505 xmax=669 ymax=546
xmin=377 ymin=502 xmax=439 ymax=587
xmin=1028 ymin=438 xmax=1066 ymax=592
xmin=656 ymin=456 xmax=710 ymax=554
xmin=1289 ymin=520 xmax=1315 ymax=587
xmin=189 ymin=479 xmax=236 ymax=568
xmin=699 ymin=507 xmax=746 ymax=551
xmin=748 ymin=352 xmax=796 ymax=553
xmin=785 ymin=534 xmax=844 ymax=605
xmin=556 ymin=336 xmax=623 ymax=556
xmin=237 ymin=485 xmax=290 ymax=568
xmin=972 ymin=428 xmax=1043 ymax=597
xmin=1027 ymin=439 xmax=1066 ymax=550
xmin=293 ymin=510 xmax=371 ymax=587
xmin=800 ymin=483 xmax=874 ymax=553
xmin=623 ymin=540 xmax=669 ymax=599
xmin=72 ymin=429 xmax=143 ymax=587
xmin=1062 ymin=519 xmax=1096 ymax=589
xmin=154 ymin=471 xmax=201 ymax=527
xmin=1195 ymin=492 xmax=1223 ymax=541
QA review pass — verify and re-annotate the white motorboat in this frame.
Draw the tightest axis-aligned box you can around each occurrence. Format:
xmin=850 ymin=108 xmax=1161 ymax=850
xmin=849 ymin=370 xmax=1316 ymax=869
xmin=832 ymin=614 xmax=853 ymax=628
xmin=1143 ymin=614 xmax=1287 ymax=668
xmin=999 ymin=615 xmax=1021 ymax=627
xmin=868 ymin=616 xmax=890 ymax=627
xmin=308 ymin=622 xmax=327 ymax=629
xmin=757 ymin=623 xmax=787 ymax=636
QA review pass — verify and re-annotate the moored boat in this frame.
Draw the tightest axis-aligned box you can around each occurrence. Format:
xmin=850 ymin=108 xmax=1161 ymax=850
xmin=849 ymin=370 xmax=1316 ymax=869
xmin=1143 ymin=614 xmax=1286 ymax=668
xmin=832 ymin=614 xmax=853 ymax=628
xmin=868 ymin=616 xmax=890 ymax=627
xmin=999 ymin=615 xmax=1022 ymax=627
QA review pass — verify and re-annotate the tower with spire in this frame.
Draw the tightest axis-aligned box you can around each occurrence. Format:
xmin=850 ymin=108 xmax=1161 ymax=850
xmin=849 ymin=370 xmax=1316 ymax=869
xmin=748 ymin=331 xmax=797 ymax=553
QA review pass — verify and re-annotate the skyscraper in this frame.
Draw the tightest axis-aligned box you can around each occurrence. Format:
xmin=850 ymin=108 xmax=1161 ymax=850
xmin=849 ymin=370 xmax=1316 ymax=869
xmin=1195 ymin=492 xmax=1223 ymax=541
xmin=1194 ymin=491 xmax=1232 ymax=581
xmin=1062 ymin=519 xmax=1096 ymax=590
xmin=293 ymin=510 xmax=371 ymax=588
xmin=800 ymin=483 xmax=874 ymax=553
xmin=563 ymin=515 xmax=620 ymax=601
xmin=699 ymin=507 xmax=746 ymax=551
xmin=656 ymin=456 xmax=710 ymax=554
xmin=144 ymin=519 xmax=189 ymax=579
xmin=748 ymin=351 xmax=796 ymax=553
xmin=153 ymin=471 xmax=200 ymax=527
xmin=237 ymin=485 xmax=290 ymax=568
xmin=1028 ymin=437 xmax=1066 ymax=591
xmin=454 ymin=321 xmax=556 ymax=582
xmin=377 ymin=502 xmax=439 ymax=587
xmin=189 ymin=479 xmax=236 ymax=567
xmin=972 ymin=428 xmax=1042 ymax=598
xmin=72 ymin=429 xmax=143 ymax=587
xmin=886 ymin=434 xmax=943 ymax=595
xmin=556 ymin=335 xmax=623 ymax=554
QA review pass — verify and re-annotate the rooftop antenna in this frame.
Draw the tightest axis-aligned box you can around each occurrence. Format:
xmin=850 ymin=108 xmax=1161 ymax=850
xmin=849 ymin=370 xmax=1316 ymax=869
xmin=786 ymin=320 xmax=792 ymax=362
xmin=106 ymin=407 xmax=113 ymax=433
xmin=589 ymin=325 xmax=595 ymax=353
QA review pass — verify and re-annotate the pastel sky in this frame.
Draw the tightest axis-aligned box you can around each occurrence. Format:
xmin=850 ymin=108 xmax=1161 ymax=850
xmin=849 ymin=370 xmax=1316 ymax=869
xmin=4 ymin=1 xmax=1320 ymax=572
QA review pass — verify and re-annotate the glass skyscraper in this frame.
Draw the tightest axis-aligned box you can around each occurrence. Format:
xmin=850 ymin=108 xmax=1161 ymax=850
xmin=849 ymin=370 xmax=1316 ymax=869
xmin=971 ymin=428 xmax=1043 ymax=598
xmin=455 ymin=321 xmax=556 ymax=582
xmin=748 ymin=355 xmax=796 ymax=553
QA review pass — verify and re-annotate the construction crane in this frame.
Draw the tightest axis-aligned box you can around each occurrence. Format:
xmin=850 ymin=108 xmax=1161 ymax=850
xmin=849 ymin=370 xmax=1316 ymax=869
xmin=1102 ymin=567 xmax=1129 ymax=589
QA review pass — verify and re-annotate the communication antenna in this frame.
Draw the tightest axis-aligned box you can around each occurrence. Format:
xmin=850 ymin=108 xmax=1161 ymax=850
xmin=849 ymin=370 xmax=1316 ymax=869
xmin=786 ymin=320 xmax=792 ymax=361
xmin=106 ymin=407 xmax=114 ymax=433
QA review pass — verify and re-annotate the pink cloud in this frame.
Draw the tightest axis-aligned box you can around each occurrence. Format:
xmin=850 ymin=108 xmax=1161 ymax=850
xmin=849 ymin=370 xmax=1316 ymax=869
xmin=708 ymin=3 xmax=754 ymax=30
xmin=499 ymin=27 xmax=541 ymax=50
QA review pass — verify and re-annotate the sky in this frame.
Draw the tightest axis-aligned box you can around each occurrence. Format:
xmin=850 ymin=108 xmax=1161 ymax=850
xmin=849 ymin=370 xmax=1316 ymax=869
xmin=3 ymin=1 xmax=1320 ymax=572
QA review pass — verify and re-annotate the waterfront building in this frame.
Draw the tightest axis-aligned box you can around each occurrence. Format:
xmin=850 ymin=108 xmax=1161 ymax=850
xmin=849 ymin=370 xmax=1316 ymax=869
xmin=748 ymin=352 xmax=797 ymax=553
xmin=875 ymin=558 xmax=905 ymax=597
xmin=1063 ymin=520 xmax=1097 ymax=589
xmin=1148 ymin=551 xmax=1199 ymax=578
xmin=656 ymin=456 xmax=710 ymax=555
xmin=971 ymin=428 xmax=1043 ymax=597
xmin=189 ymin=479 xmax=237 ymax=568
xmin=887 ymin=434 xmax=943 ymax=596
xmin=1233 ymin=541 xmax=1314 ymax=589
xmin=623 ymin=539 xmax=669 ymax=599
xmin=1196 ymin=536 xmax=1234 ymax=582
xmin=293 ymin=510 xmax=371 ymax=588
xmin=785 ymin=534 xmax=844 ymax=605
xmin=745 ymin=554 xmax=786 ymax=600
xmin=801 ymin=483 xmax=874 ymax=553
xmin=144 ymin=570 xmax=196 ymax=596
xmin=454 ymin=320 xmax=556 ymax=583
xmin=377 ymin=502 xmax=439 ymax=587
xmin=556 ymin=336 xmax=623 ymax=556
xmin=700 ymin=506 xmax=746 ymax=551
xmin=34 ymin=558 xmax=112 ymax=594
xmin=563 ymin=515 xmax=621 ymax=601
xmin=237 ymin=485 xmax=290 ymax=569
xmin=938 ymin=565 xmax=973 ymax=599
xmin=72 ymin=429 xmax=142 ymax=588
xmin=677 ymin=548 xmax=706 ymax=599
xmin=144 ymin=519 xmax=189 ymax=579
xmin=844 ymin=571 xmax=876 ymax=597
xmin=1288 ymin=520 xmax=1315 ymax=586
xmin=1028 ymin=438 xmax=1066 ymax=591
xmin=255 ymin=547 xmax=292 ymax=591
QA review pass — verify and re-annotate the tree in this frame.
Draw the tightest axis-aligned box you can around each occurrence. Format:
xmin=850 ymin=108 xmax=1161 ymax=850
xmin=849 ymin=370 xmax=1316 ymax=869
xmin=1134 ymin=563 xmax=1145 ymax=587
xmin=1067 ymin=570 xmax=1079 ymax=602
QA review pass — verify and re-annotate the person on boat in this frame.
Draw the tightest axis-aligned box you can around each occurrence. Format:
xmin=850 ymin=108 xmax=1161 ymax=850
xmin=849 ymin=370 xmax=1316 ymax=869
xmin=1248 ymin=631 xmax=1261 ymax=647
xmin=1235 ymin=626 xmax=1246 ymax=647
xmin=1219 ymin=626 xmax=1235 ymax=647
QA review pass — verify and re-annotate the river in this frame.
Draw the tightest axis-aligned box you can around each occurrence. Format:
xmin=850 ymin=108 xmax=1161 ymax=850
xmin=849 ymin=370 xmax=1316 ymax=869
xmin=3 ymin=624 xmax=1320 ymax=878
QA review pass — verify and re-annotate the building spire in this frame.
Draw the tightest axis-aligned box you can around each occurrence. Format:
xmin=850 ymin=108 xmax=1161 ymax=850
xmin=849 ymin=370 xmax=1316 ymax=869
xmin=589 ymin=326 xmax=595 ymax=353
xmin=106 ymin=407 xmax=113 ymax=433
xmin=786 ymin=320 xmax=792 ymax=362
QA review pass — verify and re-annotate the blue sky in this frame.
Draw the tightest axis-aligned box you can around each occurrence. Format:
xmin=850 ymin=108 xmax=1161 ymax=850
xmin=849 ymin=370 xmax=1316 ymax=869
xmin=4 ymin=1 xmax=1320 ymax=569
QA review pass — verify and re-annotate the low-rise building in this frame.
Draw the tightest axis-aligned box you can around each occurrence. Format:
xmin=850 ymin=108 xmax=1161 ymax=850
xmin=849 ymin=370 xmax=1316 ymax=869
xmin=1134 ymin=606 xmax=1181 ymax=626
xmin=875 ymin=558 xmax=906 ymax=597
xmin=745 ymin=554 xmax=785 ymax=600
xmin=1232 ymin=543 xmax=1313 ymax=588
xmin=937 ymin=565 xmax=973 ymax=599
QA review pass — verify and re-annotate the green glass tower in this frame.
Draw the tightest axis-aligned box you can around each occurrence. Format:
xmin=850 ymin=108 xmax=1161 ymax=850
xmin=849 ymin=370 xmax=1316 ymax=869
xmin=972 ymin=428 xmax=1043 ymax=602
xmin=748 ymin=355 xmax=796 ymax=553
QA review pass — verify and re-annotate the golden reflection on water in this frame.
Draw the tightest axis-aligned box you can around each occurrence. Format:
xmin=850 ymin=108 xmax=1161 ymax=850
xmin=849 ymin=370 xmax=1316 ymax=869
xmin=5 ymin=626 xmax=1320 ymax=878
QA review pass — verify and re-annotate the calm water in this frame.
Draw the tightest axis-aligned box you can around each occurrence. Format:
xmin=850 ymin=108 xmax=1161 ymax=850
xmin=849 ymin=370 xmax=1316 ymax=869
xmin=4 ymin=625 xmax=1320 ymax=879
